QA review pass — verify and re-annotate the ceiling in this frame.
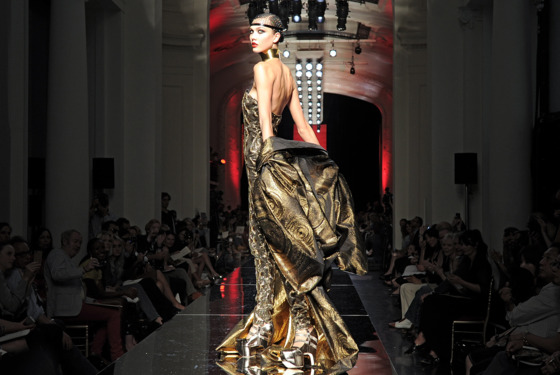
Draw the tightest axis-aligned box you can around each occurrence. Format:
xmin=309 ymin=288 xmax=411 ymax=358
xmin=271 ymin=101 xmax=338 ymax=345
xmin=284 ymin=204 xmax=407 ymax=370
xmin=209 ymin=0 xmax=394 ymax=107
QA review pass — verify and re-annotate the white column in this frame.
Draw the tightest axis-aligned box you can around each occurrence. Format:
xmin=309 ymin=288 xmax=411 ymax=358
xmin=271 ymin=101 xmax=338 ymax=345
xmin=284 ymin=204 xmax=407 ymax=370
xmin=486 ymin=0 xmax=536 ymax=249
xmin=45 ymin=0 xmax=90 ymax=243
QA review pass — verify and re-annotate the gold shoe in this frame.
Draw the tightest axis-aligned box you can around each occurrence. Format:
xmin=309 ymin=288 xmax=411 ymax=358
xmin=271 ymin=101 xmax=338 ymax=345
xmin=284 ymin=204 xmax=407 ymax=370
xmin=236 ymin=322 xmax=274 ymax=357
xmin=280 ymin=327 xmax=317 ymax=369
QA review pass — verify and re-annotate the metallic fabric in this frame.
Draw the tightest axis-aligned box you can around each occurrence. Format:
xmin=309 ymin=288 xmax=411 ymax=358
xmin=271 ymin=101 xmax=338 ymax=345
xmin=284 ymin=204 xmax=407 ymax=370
xmin=217 ymin=92 xmax=368 ymax=374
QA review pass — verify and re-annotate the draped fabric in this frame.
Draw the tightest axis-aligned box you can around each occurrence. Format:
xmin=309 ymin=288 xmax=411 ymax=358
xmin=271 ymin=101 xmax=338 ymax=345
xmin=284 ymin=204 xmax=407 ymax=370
xmin=217 ymin=92 xmax=367 ymax=374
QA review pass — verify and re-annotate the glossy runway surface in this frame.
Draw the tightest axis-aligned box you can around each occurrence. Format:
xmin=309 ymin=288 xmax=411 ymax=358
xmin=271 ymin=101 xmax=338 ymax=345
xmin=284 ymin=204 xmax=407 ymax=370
xmin=98 ymin=256 xmax=419 ymax=375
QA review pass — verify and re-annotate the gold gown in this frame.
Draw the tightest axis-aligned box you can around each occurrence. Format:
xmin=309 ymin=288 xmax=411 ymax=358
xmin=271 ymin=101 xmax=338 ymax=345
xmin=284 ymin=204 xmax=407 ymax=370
xmin=217 ymin=91 xmax=368 ymax=374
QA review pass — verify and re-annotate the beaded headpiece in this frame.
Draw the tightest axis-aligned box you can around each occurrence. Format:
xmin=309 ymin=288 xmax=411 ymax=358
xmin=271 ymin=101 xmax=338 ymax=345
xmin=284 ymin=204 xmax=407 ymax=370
xmin=250 ymin=13 xmax=285 ymax=34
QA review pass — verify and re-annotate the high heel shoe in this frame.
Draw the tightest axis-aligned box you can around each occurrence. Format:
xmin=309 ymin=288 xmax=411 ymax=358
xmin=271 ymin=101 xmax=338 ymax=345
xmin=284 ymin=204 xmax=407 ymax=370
xmin=236 ymin=322 xmax=274 ymax=357
xmin=281 ymin=327 xmax=318 ymax=369
xmin=236 ymin=356 xmax=263 ymax=375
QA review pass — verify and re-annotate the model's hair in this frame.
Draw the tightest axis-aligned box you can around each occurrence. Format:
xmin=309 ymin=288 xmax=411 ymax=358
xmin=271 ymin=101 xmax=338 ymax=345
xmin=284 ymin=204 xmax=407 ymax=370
xmin=251 ymin=13 xmax=285 ymax=43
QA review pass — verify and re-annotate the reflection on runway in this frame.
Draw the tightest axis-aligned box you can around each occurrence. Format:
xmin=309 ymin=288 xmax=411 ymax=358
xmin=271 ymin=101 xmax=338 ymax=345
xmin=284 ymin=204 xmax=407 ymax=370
xmin=99 ymin=257 xmax=391 ymax=375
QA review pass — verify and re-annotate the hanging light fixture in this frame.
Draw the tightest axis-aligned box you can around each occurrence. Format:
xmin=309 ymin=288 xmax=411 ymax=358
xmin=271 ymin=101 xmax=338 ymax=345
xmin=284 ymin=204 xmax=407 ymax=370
xmin=329 ymin=41 xmax=337 ymax=57
xmin=283 ymin=43 xmax=290 ymax=58
xmin=291 ymin=0 xmax=302 ymax=23
xmin=350 ymin=55 xmax=355 ymax=75
xmin=355 ymin=41 xmax=362 ymax=55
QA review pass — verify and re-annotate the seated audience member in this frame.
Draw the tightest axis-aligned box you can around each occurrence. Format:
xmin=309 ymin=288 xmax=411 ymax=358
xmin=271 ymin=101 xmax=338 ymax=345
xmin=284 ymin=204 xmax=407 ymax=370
xmin=165 ymin=232 xmax=221 ymax=288
xmin=105 ymin=236 xmax=177 ymax=322
xmin=136 ymin=219 xmax=162 ymax=256
xmin=0 ymin=241 xmax=37 ymax=321
xmin=388 ymin=227 xmax=445 ymax=326
xmin=390 ymin=232 xmax=458 ymax=330
xmin=44 ymin=229 xmax=125 ymax=362
xmin=139 ymin=223 xmax=201 ymax=304
xmin=0 ymin=223 xmax=11 ymax=242
xmin=0 ymin=315 xmax=97 ymax=375
xmin=2 ymin=237 xmax=97 ymax=374
xmin=414 ymin=230 xmax=493 ymax=367
xmin=120 ymin=231 xmax=186 ymax=311
xmin=467 ymin=245 xmax=560 ymax=375
xmin=30 ymin=227 xmax=53 ymax=300
xmin=89 ymin=193 xmax=118 ymax=239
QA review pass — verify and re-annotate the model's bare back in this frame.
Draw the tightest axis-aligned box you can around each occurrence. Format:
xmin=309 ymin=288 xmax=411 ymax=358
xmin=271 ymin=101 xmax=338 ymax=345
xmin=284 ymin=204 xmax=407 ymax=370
xmin=249 ymin=60 xmax=294 ymax=115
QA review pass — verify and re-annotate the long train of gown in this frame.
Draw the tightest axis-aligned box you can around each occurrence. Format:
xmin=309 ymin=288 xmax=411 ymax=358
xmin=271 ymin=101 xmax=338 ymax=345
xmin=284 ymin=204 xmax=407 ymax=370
xmin=217 ymin=92 xmax=368 ymax=374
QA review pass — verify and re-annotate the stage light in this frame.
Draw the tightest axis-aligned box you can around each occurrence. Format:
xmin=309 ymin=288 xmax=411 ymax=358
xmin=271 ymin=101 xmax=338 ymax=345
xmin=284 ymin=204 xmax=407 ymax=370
xmin=307 ymin=80 xmax=312 ymax=85
xmin=317 ymin=0 xmax=326 ymax=23
xmin=292 ymin=0 xmax=302 ymax=23
xmin=336 ymin=0 xmax=349 ymax=31
xmin=268 ymin=0 xmax=279 ymax=15
xmin=316 ymin=70 xmax=323 ymax=78
xmin=305 ymin=71 xmax=312 ymax=78
xmin=279 ymin=1 xmax=290 ymax=28
xmin=308 ymin=2 xmax=318 ymax=31
xmin=283 ymin=49 xmax=290 ymax=58
xmin=296 ymin=70 xmax=303 ymax=78
xmin=295 ymin=62 xmax=302 ymax=71
xmin=247 ymin=0 xmax=265 ymax=23
xmin=220 ymin=159 xmax=227 ymax=164
xmin=296 ymin=79 xmax=302 ymax=85
xmin=316 ymin=62 xmax=323 ymax=70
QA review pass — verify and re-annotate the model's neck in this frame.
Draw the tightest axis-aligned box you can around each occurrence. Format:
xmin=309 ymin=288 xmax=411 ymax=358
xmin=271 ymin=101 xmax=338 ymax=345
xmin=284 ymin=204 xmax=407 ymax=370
xmin=260 ymin=49 xmax=279 ymax=61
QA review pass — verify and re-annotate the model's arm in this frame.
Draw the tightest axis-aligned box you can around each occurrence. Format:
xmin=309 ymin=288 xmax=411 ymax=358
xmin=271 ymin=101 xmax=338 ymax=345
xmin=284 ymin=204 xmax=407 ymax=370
xmin=288 ymin=84 xmax=320 ymax=145
xmin=254 ymin=63 xmax=276 ymax=141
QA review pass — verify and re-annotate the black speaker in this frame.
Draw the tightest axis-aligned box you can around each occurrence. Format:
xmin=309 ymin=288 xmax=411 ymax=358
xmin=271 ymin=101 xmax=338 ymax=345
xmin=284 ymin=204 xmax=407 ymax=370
xmin=92 ymin=158 xmax=115 ymax=189
xmin=28 ymin=157 xmax=46 ymax=189
xmin=454 ymin=153 xmax=477 ymax=185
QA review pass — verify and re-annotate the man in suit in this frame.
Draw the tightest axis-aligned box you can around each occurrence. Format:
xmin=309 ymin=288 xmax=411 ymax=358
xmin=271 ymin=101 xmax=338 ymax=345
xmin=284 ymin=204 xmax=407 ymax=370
xmin=44 ymin=229 xmax=124 ymax=363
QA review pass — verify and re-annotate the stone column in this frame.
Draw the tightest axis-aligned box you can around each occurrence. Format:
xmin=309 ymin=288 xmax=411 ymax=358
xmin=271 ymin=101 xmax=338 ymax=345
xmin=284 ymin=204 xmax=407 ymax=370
xmin=486 ymin=0 xmax=536 ymax=249
xmin=45 ymin=0 xmax=90 ymax=243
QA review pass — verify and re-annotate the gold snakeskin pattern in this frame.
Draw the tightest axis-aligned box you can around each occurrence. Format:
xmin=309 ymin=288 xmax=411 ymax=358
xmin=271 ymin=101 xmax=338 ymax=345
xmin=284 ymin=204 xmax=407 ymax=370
xmin=242 ymin=91 xmax=281 ymax=325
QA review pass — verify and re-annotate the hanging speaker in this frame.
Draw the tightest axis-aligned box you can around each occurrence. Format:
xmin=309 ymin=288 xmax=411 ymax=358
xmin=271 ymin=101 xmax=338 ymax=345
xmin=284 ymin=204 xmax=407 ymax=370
xmin=92 ymin=158 xmax=115 ymax=189
xmin=454 ymin=153 xmax=477 ymax=185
